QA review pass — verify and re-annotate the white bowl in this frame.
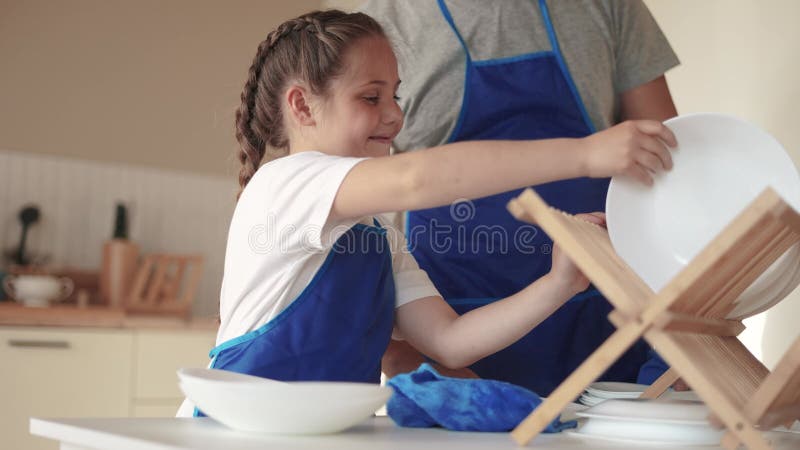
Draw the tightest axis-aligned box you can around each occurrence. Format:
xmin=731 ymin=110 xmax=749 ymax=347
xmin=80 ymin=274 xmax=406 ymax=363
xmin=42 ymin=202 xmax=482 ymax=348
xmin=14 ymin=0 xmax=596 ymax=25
xmin=606 ymin=113 xmax=800 ymax=318
xmin=177 ymin=368 xmax=392 ymax=435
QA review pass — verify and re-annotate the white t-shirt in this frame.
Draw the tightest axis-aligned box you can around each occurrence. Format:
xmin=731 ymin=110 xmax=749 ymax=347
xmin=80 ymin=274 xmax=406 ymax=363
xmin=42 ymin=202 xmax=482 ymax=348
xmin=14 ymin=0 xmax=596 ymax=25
xmin=176 ymin=151 xmax=439 ymax=417
xmin=216 ymin=151 xmax=440 ymax=345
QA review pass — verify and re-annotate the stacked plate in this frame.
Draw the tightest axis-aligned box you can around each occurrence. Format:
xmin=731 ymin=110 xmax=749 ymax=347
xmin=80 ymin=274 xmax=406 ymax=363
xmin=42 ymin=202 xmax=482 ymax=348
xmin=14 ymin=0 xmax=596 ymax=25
xmin=606 ymin=113 xmax=800 ymax=319
xmin=568 ymin=398 xmax=725 ymax=446
xmin=578 ymin=381 xmax=699 ymax=407
xmin=178 ymin=368 xmax=392 ymax=435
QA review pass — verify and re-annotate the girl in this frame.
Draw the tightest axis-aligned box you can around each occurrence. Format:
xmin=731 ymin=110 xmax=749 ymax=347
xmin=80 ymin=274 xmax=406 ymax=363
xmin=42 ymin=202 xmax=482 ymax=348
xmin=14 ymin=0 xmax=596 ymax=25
xmin=178 ymin=9 xmax=675 ymax=416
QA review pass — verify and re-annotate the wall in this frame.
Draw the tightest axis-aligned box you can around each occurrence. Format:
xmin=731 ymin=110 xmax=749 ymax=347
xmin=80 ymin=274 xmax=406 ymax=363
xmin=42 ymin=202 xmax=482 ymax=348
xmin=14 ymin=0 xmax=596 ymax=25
xmin=0 ymin=149 xmax=236 ymax=317
xmin=0 ymin=0 xmax=322 ymax=177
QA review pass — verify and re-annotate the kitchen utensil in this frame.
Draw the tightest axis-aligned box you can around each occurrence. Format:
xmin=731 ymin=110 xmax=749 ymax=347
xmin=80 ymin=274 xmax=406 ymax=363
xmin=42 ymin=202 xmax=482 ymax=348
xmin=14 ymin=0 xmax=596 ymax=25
xmin=7 ymin=204 xmax=40 ymax=266
xmin=100 ymin=240 xmax=139 ymax=307
xmin=177 ymin=368 xmax=392 ymax=434
xmin=100 ymin=203 xmax=138 ymax=306
xmin=605 ymin=113 xmax=800 ymax=319
xmin=2 ymin=274 xmax=74 ymax=307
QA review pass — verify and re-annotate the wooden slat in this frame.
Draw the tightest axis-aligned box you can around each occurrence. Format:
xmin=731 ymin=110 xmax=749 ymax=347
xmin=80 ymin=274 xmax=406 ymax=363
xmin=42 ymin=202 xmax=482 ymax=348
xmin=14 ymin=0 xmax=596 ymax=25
xmin=677 ymin=217 xmax=782 ymax=316
xmin=654 ymin=311 xmax=745 ymax=336
xmin=509 ymin=189 xmax=654 ymax=316
xmin=712 ymin=234 xmax=797 ymax=319
xmin=640 ymin=367 xmax=680 ymax=399
xmin=746 ymin=336 xmax=800 ymax=426
xmin=126 ymin=256 xmax=155 ymax=305
xmin=144 ymin=256 xmax=170 ymax=305
xmin=179 ymin=256 xmax=205 ymax=306
xmin=703 ymin=227 xmax=795 ymax=318
xmin=646 ymin=331 xmax=772 ymax=450
xmin=663 ymin=190 xmax=799 ymax=318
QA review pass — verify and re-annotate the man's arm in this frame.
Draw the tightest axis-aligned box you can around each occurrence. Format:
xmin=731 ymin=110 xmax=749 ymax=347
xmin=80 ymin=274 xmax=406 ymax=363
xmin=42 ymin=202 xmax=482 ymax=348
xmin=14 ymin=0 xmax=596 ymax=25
xmin=382 ymin=339 xmax=479 ymax=379
xmin=619 ymin=75 xmax=678 ymax=122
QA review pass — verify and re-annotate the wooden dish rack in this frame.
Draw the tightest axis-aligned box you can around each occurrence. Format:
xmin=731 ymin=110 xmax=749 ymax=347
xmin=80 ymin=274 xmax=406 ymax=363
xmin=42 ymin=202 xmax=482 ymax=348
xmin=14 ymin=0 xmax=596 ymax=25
xmin=507 ymin=187 xmax=800 ymax=450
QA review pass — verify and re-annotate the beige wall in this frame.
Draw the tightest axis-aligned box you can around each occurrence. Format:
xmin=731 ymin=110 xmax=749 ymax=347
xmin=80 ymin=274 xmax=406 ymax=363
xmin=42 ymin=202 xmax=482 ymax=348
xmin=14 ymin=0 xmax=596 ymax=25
xmin=645 ymin=0 xmax=800 ymax=369
xmin=0 ymin=0 xmax=322 ymax=177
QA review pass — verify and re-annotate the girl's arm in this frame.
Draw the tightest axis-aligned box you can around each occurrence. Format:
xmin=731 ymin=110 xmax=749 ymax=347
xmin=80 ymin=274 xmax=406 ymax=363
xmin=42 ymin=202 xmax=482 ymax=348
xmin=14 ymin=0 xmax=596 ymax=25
xmin=331 ymin=120 xmax=676 ymax=221
xmin=392 ymin=224 xmax=596 ymax=369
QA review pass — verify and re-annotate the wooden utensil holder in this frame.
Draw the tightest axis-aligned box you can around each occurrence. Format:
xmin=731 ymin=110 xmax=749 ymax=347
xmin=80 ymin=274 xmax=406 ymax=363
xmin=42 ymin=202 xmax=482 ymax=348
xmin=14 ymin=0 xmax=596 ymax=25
xmin=507 ymin=187 xmax=800 ymax=450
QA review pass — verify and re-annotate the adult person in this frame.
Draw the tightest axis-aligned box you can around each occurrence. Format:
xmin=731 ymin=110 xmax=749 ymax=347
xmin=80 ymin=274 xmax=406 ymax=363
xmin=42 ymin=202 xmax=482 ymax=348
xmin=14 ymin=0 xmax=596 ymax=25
xmin=359 ymin=0 xmax=680 ymax=395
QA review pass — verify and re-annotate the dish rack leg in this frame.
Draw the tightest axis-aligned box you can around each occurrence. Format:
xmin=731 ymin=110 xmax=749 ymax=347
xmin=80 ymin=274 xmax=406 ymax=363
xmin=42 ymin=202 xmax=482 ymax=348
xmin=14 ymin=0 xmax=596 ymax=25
xmin=511 ymin=321 xmax=646 ymax=445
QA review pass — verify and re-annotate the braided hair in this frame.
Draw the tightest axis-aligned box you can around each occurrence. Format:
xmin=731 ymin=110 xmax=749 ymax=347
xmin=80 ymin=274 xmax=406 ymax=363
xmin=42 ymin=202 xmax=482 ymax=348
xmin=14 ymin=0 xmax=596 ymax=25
xmin=234 ymin=10 xmax=385 ymax=199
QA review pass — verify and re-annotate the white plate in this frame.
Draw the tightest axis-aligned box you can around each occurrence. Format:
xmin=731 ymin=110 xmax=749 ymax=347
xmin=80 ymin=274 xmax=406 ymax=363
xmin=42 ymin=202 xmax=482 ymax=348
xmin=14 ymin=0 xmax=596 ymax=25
xmin=606 ymin=113 xmax=800 ymax=319
xmin=178 ymin=368 xmax=392 ymax=435
xmin=566 ymin=420 xmax=723 ymax=447
xmin=576 ymin=398 xmax=710 ymax=425
xmin=585 ymin=382 xmax=647 ymax=399
xmin=578 ymin=394 xmax=606 ymax=406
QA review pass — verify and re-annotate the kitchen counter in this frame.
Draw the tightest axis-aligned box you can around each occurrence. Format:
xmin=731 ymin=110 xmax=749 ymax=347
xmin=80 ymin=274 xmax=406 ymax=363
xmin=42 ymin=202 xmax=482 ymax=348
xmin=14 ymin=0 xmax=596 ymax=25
xmin=29 ymin=416 xmax=800 ymax=450
xmin=0 ymin=302 xmax=218 ymax=330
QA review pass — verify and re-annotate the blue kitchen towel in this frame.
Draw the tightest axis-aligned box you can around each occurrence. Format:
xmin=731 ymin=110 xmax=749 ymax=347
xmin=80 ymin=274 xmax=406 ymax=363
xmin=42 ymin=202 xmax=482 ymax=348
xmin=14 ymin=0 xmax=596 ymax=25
xmin=386 ymin=363 xmax=577 ymax=432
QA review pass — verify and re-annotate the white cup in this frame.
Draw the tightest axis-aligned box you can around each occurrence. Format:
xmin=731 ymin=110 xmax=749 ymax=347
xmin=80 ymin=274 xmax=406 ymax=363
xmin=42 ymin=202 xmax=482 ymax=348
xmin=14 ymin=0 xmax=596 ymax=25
xmin=2 ymin=275 xmax=74 ymax=308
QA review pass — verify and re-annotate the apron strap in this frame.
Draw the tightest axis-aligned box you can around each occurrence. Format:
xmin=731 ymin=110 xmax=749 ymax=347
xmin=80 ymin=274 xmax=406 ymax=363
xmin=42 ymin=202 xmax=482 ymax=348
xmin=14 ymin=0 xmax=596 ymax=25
xmin=436 ymin=0 xmax=472 ymax=62
xmin=538 ymin=0 xmax=596 ymax=132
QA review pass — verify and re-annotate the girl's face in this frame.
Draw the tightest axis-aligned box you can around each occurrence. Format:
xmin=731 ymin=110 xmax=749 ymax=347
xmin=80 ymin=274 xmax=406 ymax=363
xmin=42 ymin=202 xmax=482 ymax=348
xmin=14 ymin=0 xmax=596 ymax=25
xmin=315 ymin=35 xmax=404 ymax=158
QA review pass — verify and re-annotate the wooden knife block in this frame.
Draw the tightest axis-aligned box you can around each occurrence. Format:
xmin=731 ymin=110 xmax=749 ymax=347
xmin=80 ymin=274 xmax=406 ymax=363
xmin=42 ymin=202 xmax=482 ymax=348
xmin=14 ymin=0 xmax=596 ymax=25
xmin=507 ymin=187 xmax=800 ymax=450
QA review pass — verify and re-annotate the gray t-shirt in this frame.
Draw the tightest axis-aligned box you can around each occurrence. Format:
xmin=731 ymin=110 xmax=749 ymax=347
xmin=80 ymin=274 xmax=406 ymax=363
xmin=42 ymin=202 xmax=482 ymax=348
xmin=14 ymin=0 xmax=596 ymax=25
xmin=359 ymin=0 xmax=680 ymax=151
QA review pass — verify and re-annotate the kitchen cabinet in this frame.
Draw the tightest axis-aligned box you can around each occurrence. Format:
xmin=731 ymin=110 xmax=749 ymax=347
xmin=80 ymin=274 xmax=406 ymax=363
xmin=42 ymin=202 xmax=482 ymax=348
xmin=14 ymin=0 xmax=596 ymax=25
xmin=132 ymin=330 xmax=216 ymax=416
xmin=0 ymin=326 xmax=215 ymax=450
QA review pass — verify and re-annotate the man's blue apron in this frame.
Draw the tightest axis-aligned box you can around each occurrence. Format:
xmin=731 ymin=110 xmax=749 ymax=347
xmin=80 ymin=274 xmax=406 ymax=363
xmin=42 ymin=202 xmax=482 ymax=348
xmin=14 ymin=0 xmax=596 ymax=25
xmin=195 ymin=220 xmax=395 ymax=416
xmin=405 ymin=0 xmax=654 ymax=396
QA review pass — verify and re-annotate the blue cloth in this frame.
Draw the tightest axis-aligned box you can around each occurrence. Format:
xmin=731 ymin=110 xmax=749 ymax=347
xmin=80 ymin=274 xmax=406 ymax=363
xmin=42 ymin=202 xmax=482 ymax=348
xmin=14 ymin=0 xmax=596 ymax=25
xmin=386 ymin=363 xmax=577 ymax=433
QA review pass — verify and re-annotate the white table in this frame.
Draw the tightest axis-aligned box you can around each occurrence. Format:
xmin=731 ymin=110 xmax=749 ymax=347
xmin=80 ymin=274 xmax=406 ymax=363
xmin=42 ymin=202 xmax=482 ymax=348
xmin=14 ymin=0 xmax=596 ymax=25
xmin=30 ymin=416 xmax=800 ymax=450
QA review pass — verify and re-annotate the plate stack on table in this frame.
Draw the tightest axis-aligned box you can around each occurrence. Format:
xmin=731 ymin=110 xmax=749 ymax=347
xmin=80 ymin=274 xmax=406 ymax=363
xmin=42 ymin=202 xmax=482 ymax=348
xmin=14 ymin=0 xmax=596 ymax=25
xmin=578 ymin=381 xmax=699 ymax=407
xmin=568 ymin=398 xmax=724 ymax=446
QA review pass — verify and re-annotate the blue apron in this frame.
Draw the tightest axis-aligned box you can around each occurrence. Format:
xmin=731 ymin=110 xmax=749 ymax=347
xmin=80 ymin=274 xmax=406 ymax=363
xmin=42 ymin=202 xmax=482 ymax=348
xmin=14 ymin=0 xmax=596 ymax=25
xmin=405 ymin=0 xmax=652 ymax=396
xmin=195 ymin=220 xmax=395 ymax=416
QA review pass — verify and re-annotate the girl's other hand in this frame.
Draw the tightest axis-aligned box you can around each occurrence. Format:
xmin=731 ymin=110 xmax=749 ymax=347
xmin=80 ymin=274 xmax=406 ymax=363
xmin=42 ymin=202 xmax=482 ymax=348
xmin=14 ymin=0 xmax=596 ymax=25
xmin=581 ymin=120 xmax=677 ymax=186
xmin=547 ymin=212 xmax=606 ymax=297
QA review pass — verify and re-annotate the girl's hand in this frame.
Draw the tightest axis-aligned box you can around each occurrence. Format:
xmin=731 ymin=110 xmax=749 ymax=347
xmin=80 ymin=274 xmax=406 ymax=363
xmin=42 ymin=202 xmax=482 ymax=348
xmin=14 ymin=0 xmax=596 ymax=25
xmin=547 ymin=212 xmax=606 ymax=297
xmin=581 ymin=120 xmax=677 ymax=186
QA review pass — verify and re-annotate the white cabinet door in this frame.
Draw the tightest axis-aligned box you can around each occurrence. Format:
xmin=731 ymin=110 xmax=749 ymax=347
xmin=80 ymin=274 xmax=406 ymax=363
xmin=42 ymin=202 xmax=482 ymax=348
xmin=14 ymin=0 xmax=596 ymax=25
xmin=0 ymin=327 xmax=133 ymax=450
xmin=132 ymin=329 xmax=215 ymax=415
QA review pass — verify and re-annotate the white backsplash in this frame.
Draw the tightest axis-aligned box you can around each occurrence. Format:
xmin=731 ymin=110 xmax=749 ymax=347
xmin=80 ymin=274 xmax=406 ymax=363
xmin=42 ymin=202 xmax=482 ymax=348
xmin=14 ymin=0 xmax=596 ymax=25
xmin=0 ymin=149 xmax=239 ymax=317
